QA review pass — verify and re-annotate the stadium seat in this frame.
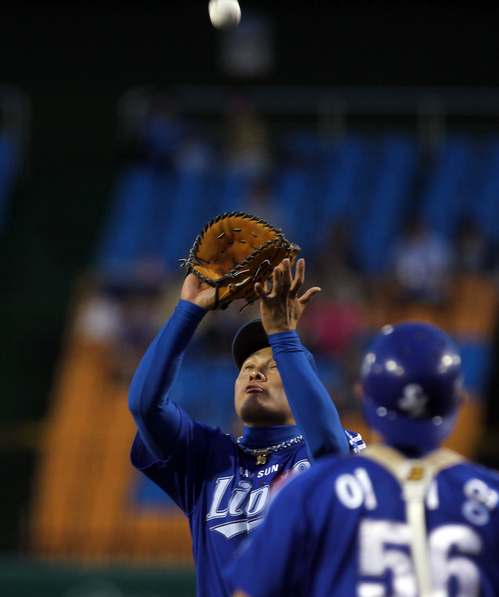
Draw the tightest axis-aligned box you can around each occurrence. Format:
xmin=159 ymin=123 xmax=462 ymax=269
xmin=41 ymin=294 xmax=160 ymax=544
xmin=356 ymin=135 xmax=418 ymax=273
xmin=473 ymin=138 xmax=499 ymax=244
xmin=97 ymin=166 xmax=177 ymax=273
xmin=420 ymin=137 xmax=476 ymax=240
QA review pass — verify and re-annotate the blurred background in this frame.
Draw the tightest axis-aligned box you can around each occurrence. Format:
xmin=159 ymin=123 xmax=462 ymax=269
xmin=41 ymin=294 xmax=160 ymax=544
xmin=3 ymin=0 xmax=499 ymax=594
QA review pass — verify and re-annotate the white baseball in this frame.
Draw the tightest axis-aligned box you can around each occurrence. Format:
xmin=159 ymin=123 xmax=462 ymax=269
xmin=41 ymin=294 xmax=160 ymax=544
xmin=208 ymin=0 xmax=241 ymax=30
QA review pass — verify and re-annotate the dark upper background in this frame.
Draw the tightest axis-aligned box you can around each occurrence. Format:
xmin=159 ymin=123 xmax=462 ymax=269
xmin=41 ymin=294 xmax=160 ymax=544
xmin=0 ymin=0 xmax=498 ymax=549
xmin=1 ymin=0 xmax=499 ymax=183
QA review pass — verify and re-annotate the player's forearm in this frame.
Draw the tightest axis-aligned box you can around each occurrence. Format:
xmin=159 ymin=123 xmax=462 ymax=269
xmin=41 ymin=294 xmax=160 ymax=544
xmin=128 ymin=299 xmax=207 ymax=458
xmin=269 ymin=331 xmax=350 ymax=459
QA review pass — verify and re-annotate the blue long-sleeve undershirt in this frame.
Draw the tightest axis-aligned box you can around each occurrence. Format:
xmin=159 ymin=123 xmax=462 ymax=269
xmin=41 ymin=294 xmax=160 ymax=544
xmin=128 ymin=300 xmax=206 ymax=460
xmin=128 ymin=299 xmax=349 ymax=462
xmin=268 ymin=331 xmax=350 ymax=459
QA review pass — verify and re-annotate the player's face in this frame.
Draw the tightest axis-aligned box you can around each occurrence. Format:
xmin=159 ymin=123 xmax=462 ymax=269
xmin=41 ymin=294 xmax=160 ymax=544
xmin=234 ymin=347 xmax=295 ymax=427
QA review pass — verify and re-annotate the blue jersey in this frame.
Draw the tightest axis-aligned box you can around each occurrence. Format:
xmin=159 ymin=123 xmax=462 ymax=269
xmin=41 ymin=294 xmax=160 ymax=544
xmin=132 ymin=423 xmax=364 ymax=597
xmin=128 ymin=299 xmax=364 ymax=597
xmin=132 ymin=421 xmax=311 ymax=597
xmin=228 ymin=445 xmax=499 ymax=597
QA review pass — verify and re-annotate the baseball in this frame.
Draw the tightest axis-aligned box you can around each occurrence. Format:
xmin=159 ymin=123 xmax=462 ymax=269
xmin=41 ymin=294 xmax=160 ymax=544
xmin=208 ymin=0 xmax=241 ymax=30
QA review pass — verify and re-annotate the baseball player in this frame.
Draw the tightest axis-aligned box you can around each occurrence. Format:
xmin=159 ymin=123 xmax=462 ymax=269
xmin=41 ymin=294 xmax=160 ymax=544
xmin=128 ymin=258 xmax=365 ymax=597
xmin=229 ymin=321 xmax=499 ymax=597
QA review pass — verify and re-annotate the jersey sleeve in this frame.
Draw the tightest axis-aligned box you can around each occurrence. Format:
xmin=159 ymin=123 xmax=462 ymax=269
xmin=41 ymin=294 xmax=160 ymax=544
xmin=268 ymin=330 xmax=350 ymax=460
xmin=226 ymin=475 xmax=310 ymax=597
xmin=130 ymin=407 xmax=219 ymax=515
xmin=128 ymin=299 xmax=207 ymax=461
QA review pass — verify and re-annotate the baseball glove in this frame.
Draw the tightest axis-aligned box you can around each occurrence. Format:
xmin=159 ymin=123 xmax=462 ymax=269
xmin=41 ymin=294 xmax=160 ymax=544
xmin=180 ymin=212 xmax=300 ymax=309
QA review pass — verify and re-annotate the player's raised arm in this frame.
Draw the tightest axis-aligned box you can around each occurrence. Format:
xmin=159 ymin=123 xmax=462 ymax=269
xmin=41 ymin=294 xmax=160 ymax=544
xmin=254 ymin=258 xmax=352 ymax=458
xmin=129 ymin=213 xmax=362 ymax=597
xmin=228 ymin=322 xmax=499 ymax=597
xmin=128 ymin=273 xmax=215 ymax=460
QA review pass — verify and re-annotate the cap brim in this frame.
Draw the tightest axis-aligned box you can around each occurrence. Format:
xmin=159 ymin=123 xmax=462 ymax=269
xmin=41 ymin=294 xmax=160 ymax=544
xmin=232 ymin=320 xmax=270 ymax=370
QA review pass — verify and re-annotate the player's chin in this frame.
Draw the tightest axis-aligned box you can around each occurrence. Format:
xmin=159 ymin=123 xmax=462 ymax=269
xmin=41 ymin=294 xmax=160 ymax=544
xmin=238 ymin=396 xmax=288 ymax=426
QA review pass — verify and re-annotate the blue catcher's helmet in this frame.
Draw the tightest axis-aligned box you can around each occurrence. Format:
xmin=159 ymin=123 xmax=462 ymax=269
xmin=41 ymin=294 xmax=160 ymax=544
xmin=361 ymin=321 xmax=463 ymax=448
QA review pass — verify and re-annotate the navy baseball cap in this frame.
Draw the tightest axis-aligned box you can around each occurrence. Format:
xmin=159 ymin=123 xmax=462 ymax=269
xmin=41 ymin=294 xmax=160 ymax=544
xmin=232 ymin=319 xmax=318 ymax=373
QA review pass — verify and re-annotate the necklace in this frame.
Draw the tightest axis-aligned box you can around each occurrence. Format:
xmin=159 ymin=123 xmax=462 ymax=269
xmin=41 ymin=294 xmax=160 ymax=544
xmin=236 ymin=435 xmax=304 ymax=465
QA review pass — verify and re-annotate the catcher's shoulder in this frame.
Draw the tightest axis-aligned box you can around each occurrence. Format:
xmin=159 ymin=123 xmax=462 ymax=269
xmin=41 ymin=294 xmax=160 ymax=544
xmin=286 ymin=452 xmax=361 ymax=490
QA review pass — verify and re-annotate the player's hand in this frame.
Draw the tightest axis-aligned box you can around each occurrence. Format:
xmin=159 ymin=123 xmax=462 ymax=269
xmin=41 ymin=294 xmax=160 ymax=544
xmin=181 ymin=273 xmax=217 ymax=311
xmin=254 ymin=258 xmax=320 ymax=335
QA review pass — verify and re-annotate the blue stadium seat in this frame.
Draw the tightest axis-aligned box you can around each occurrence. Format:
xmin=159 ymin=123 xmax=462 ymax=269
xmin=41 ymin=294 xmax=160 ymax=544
xmin=318 ymin=136 xmax=373 ymax=259
xmin=473 ymin=138 xmax=499 ymax=244
xmin=271 ymin=132 xmax=329 ymax=257
xmin=159 ymin=168 xmax=220 ymax=268
xmin=356 ymin=136 xmax=418 ymax=273
xmin=420 ymin=137 xmax=476 ymax=240
xmin=458 ymin=341 xmax=493 ymax=394
xmin=218 ymin=169 xmax=256 ymax=215
xmin=96 ymin=165 xmax=177 ymax=273
xmin=322 ymin=136 xmax=368 ymax=224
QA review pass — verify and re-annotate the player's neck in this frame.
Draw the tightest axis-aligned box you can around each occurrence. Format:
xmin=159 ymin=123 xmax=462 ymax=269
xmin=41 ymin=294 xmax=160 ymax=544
xmin=240 ymin=424 xmax=300 ymax=448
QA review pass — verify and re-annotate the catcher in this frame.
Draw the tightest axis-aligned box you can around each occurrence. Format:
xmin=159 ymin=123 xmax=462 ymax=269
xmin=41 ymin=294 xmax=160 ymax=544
xmin=128 ymin=213 xmax=365 ymax=597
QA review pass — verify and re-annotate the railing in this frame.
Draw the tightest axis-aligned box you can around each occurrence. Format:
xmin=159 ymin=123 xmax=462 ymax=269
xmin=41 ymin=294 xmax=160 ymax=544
xmin=118 ymin=85 xmax=499 ymax=149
